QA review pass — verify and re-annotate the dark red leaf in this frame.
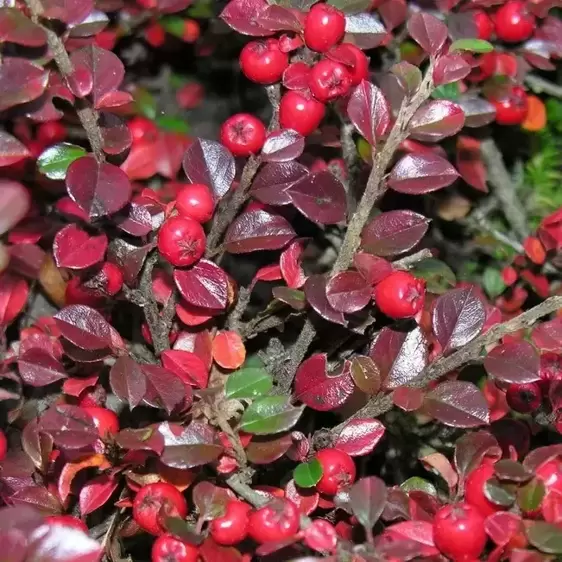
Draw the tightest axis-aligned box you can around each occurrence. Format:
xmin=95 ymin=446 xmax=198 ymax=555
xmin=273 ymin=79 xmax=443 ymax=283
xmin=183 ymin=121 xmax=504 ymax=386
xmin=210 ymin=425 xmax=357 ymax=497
xmin=390 ymin=61 xmax=422 ymax=97
xmin=433 ymin=54 xmax=472 ymax=86
xmin=410 ymin=101 xmax=465 ymax=142
xmin=0 ymin=8 xmax=46 ymax=46
xmin=257 ymin=4 xmax=304 ymax=32
xmin=18 ymin=349 xmax=66 ymax=387
xmin=454 ymin=430 xmax=501 ymax=483
xmin=54 ymin=305 xmax=112 ymax=350
xmin=173 ymin=260 xmax=229 ymax=310
xmin=407 ymin=12 xmax=448 ymax=55
xmin=326 ymin=271 xmax=371 ymax=313
xmin=344 ymin=13 xmax=387 ymax=49
xmin=142 ymin=365 xmax=188 ymax=414
xmin=53 ymin=224 xmax=107 ymax=270
xmin=456 ymin=135 xmax=488 ymax=192
xmin=457 ymin=96 xmax=496 ymax=128
xmin=349 ymin=476 xmax=387 ymax=529
xmin=251 ymin=161 xmax=309 ymax=206
xmin=156 ymin=132 xmax=191 ymax=180
xmin=99 ymin=112 xmax=132 ymax=156
xmin=354 ymin=253 xmax=393 ymax=285
xmin=334 ymin=419 xmax=385 ymax=457
xmin=532 ymin=317 xmax=562 ymax=352
xmin=109 ymin=355 xmax=147 ymax=409
xmin=379 ymin=0 xmax=407 ymax=30
xmin=0 ymin=132 xmax=30 ymax=167
xmin=219 ymin=0 xmax=271 ymax=36
xmin=173 ymin=330 xmax=213 ymax=371
xmin=246 ymin=434 xmax=293 ymax=464
xmin=10 ymin=486 xmax=62 ymax=515
xmin=0 ymin=272 xmax=29 ymax=327
xmin=161 ymin=349 xmax=209 ymax=389
xmin=0 ymin=58 xmax=48 ymax=111
xmin=261 ymin=129 xmax=304 ymax=162
xmin=347 ymin=80 xmax=390 ymax=146
xmin=282 ymin=61 xmax=310 ymax=91
xmin=280 ymin=238 xmax=308 ymax=289
xmin=108 ymin=240 xmax=154 ymax=286
xmin=484 ymin=341 xmax=540 ymax=384
xmin=38 ymin=405 xmax=98 ymax=449
xmin=393 ymin=387 xmax=425 ymax=411
xmin=192 ymin=481 xmax=233 ymax=522
xmin=383 ymin=520 xmax=439 ymax=557
xmin=80 ymin=473 xmax=118 ymax=516
xmin=27 ymin=524 xmax=102 ymax=562
xmin=40 ymin=0 xmax=93 ymax=23
xmin=304 ymin=274 xmax=347 ymax=326
xmin=285 ymin=480 xmax=319 ymax=516
xmin=115 ymin=425 xmax=165 ymax=454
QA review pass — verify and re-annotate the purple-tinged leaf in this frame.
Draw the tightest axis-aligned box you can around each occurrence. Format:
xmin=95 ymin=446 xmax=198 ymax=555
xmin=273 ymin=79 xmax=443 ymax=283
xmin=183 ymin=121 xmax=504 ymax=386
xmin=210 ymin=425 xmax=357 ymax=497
xmin=225 ymin=209 xmax=295 ymax=253
xmin=388 ymin=153 xmax=459 ymax=194
xmin=484 ymin=341 xmax=540 ymax=384
xmin=257 ymin=5 xmax=304 ymax=32
xmin=347 ymin=80 xmax=390 ymax=146
xmin=447 ymin=12 xmax=478 ymax=41
xmin=10 ymin=486 xmax=61 ymax=514
xmin=79 ymin=473 xmax=118 ymax=516
xmin=326 ymin=271 xmax=371 ymax=314
xmin=456 ymin=135 xmax=488 ymax=192
xmin=66 ymin=155 xmax=132 ymax=219
xmin=349 ymin=476 xmax=387 ymax=529
xmin=390 ymin=61 xmax=422 ymax=97
xmin=173 ymin=259 xmax=229 ymax=310
xmin=192 ymin=481 xmax=232 ymax=523
xmin=115 ymin=200 xmax=157 ymax=237
xmin=280 ymin=238 xmax=308 ymax=289
xmin=432 ymin=287 xmax=485 ymax=352
xmin=0 ymin=58 xmax=49 ymax=111
xmin=246 ymin=434 xmax=293 ymax=464
xmin=282 ymin=61 xmax=310 ymax=91
xmin=261 ymin=129 xmax=304 ymax=162
xmin=361 ymin=210 xmax=429 ymax=257
xmin=454 ymin=430 xmax=501 ymax=484
xmin=457 ymin=96 xmax=496 ymax=128
xmin=27 ymin=524 xmax=103 ymax=562
xmin=407 ymin=12 xmax=447 ymax=56
xmin=251 ymin=161 xmax=308 ymax=206
xmin=334 ymin=419 xmax=385 ymax=457
xmin=433 ymin=54 xmax=472 ymax=85
xmin=108 ymin=240 xmax=154 ymax=287
xmin=410 ymin=101 xmax=465 ymax=142
xmin=38 ymin=405 xmax=98 ymax=449
xmin=354 ymin=253 xmax=393 ymax=285
xmin=183 ymin=139 xmax=235 ymax=199
xmin=379 ymin=0 xmax=407 ymax=30
xmin=219 ymin=0 xmax=272 ymax=36
xmin=393 ymin=387 xmax=425 ymax=411
xmin=161 ymin=349 xmax=209 ymax=389
xmin=99 ymin=112 xmax=132 ymax=156
xmin=0 ymin=132 xmax=30 ymax=167
xmin=294 ymin=354 xmax=354 ymax=412
xmin=532 ymin=317 xmax=562 ymax=352
xmin=424 ymin=381 xmax=489 ymax=428
xmin=304 ymin=274 xmax=347 ymax=326
xmin=53 ymin=224 xmax=107 ymax=270
xmin=287 ymin=170 xmax=347 ymax=225
xmin=54 ymin=305 xmax=112 ymax=350
xmin=344 ymin=13 xmax=387 ymax=49
xmin=115 ymin=426 xmax=164 ymax=454
xmin=142 ymin=365 xmax=187 ymax=414
xmin=68 ymin=10 xmax=109 ymax=38
xmin=0 ymin=8 xmax=46 ymax=46
xmin=40 ymin=0 xmax=93 ymax=24
xmin=18 ymin=349 xmax=66 ymax=387
xmin=109 ymin=355 xmax=146 ymax=409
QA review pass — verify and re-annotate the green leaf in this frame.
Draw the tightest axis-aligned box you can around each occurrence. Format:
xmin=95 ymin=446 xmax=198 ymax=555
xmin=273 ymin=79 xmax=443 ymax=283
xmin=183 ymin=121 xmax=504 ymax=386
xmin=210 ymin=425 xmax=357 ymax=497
xmin=327 ymin=0 xmax=371 ymax=13
xmin=431 ymin=82 xmax=460 ymax=101
xmin=134 ymin=88 xmax=157 ymax=120
xmin=239 ymin=396 xmax=304 ymax=435
xmin=450 ymin=38 xmax=494 ymax=53
xmin=483 ymin=268 xmax=506 ymax=299
xmin=293 ymin=459 xmax=322 ymax=488
xmin=188 ymin=0 xmax=214 ymax=18
xmin=412 ymin=258 xmax=456 ymax=294
xmin=37 ymin=143 xmax=86 ymax=180
xmin=155 ymin=115 xmax=190 ymax=135
xmin=400 ymin=477 xmax=437 ymax=496
xmin=484 ymin=478 xmax=516 ymax=507
xmin=517 ymin=478 xmax=546 ymax=513
xmin=244 ymin=355 xmax=265 ymax=369
xmin=225 ymin=367 xmax=273 ymax=400
xmin=526 ymin=521 xmax=562 ymax=554
xmin=160 ymin=16 xmax=185 ymax=38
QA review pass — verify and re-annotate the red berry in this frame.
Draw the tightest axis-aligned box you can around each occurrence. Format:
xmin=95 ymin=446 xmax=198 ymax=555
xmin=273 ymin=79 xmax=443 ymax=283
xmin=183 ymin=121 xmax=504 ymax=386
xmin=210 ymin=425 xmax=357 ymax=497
xmin=465 ymin=464 xmax=503 ymax=517
xmin=309 ymin=60 xmax=352 ymax=102
xmin=240 ymin=39 xmax=289 ymax=85
xmin=82 ymin=406 xmax=119 ymax=437
xmin=176 ymin=82 xmax=204 ymax=110
xmin=333 ymin=43 xmax=369 ymax=86
xmin=536 ymin=458 xmax=562 ymax=492
xmin=373 ymin=271 xmax=426 ymax=319
xmin=133 ymin=483 xmax=188 ymax=536
xmin=539 ymin=353 xmax=562 ymax=384
xmin=220 ymin=113 xmax=266 ymax=157
xmin=37 ymin=121 xmax=66 ymax=145
xmin=473 ymin=10 xmax=494 ymax=41
xmin=209 ymin=500 xmax=251 ymax=546
xmin=46 ymin=515 xmax=88 ymax=533
xmin=145 ymin=22 xmax=166 ymax=48
xmin=175 ymin=184 xmax=215 ymax=224
xmin=128 ymin=116 xmax=159 ymax=144
xmin=495 ymin=0 xmax=535 ymax=43
xmin=489 ymin=85 xmax=528 ymax=125
xmin=479 ymin=52 xmax=518 ymax=78
xmin=182 ymin=19 xmax=200 ymax=43
xmin=315 ymin=448 xmax=356 ymax=496
xmin=93 ymin=262 xmax=123 ymax=296
xmin=279 ymin=91 xmax=326 ymax=136
xmin=65 ymin=277 xmax=106 ymax=307
xmin=157 ymin=216 xmax=205 ymax=267
xmin=152 ymin=534 xmax=198 ymax=562
xmin=433 ymin=503 xmax=487 ymax=561
xmin=304 ymin=3 xmax=346 ymax=53
xmin=0 ymin=429 xmax=7 ymax=461
xmin=506 ymin=381 xmax=542 ymax=413
xmin=247 ymin=498 xmax=300 ymax=544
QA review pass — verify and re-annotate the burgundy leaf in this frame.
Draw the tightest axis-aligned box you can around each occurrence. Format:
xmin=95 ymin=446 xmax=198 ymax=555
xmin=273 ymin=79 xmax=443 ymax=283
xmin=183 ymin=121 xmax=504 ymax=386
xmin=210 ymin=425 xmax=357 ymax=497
xmin=257 ymin=5 xmax=304 ymax=32
xmin=38 ymin=405 xmax=98 ymax=449
xmin=280 ymin=238 xmax=307 ymax=289
xmin=304 ymin=274 xmax=347 ymax=326
xmin=354 ymin=253 xmax=393 ymax=285
xmin=27 ymin=525 xmax=102 ymax=562
xmin=10 ymin=486 xmax=62 ymax=514
xmin=0 ymin=58 xmax=49 ymax=111
xmin=349 ymin=476 xmax=387 ymax=529
xmin=393 ymin=387 xmax=425 ymax=411
xmin=432 ymin=287 xmax=486 ymax=352
xmin=53 ymin=224 xmax=107 ymax=270
xmin=219 ymin=0 xmax=271 ymax=36
xmin=109 ymin=355 xmax=147 ymax=409
xmin=347 ymin=80 xmax=390 ymax=146
xmin=294 ymin=354 xmax=354 ymax=411
xmin=383 ymin=521 xmax=438 ymax=556
xmin=484 ymin=341 xmax=540 ymax=384
xmin=115 ymin=426 xmax=165 ymax=454
xmin=326 ymin=271 xmax=371 ymax=314
xmin=40 ymin=0 xmax=93 ymax=24
xmin=287 ymin=170 xmax=347 ymax=225
xmin=390 ymin=61 xmax=422 ymax=97
xmin=18 ymin=349 xmax=66 ymax=387
xmin=246 ymin=434 xmax=293 ymax=464
xmin=457 ymin=96 xmax=496 ymax=128
xmin=410 ymin=101 xmax=465 ymax=142
xmin=0 ymin=8 xmax=46 ymax=46
xmin=0 ymin=132 xmax=30 ymax=167
xmin=173 ymin=260 xmax=229 ymax=310
xmin=54 ymin=305 xmax=113 ymax=351
xmin=182 ymin=139 xmax=235 ymax=199
xmin=433 ymin=54 xmax=472 ymax=86
xmin=532 ymin=317 xmax=562 ymax=352
xmin=108 ymin=240 xmax=154 ymax=286
xmin=225 ymin=209 xmax=296 ymax=253
xmin=115 ymin=200 xmax=157 ymax=237
xmin=192 ymin=481 xmax=233 ymax=522
xmin=388 ymin=153 xmax=459 ymax=194
xmin=454 ymin=430 xmax=501 ymax=483
xmin=251 ymin=161 xmax=308 ymax=206
xmin=407 ymin=12 xmax=448 ymax=56
xmin=344 ymin=13 xmax=387 ymax=49
xmin=0 ymin=272 xmax=29 ymax=327
xmin=379 ymin=0 xmax=407 ymax=30
xmin=142 ymin=365 xmax=188 ymax=414
xmin=261 ymin=129 xmax=304 ymax=162
xmin=161 ymin=349 xmax=209 ymax=389
xmin=334 ymin=419 xmax=385 ymax=457
xmin=173 ymin=330 xmax=214 ymax=371
xmin=282 ymin=62 xmax=310 ymax=91
xmin=99 ymin=112 xmax=132 ymax=156
xmin=79 ymin=473 xmax=118 ymax=516
xmin=423 ymin=381 xmax=489 ymax=428
xmin=361 ymin=210 xmax=429 ymax=257
xmin=456 ymin=135 xmax=488 ymax=192
xmin=66 ymin=155 xmax=132 ymax=219
xmin=156 ymin=132 xmax=191 ymax=180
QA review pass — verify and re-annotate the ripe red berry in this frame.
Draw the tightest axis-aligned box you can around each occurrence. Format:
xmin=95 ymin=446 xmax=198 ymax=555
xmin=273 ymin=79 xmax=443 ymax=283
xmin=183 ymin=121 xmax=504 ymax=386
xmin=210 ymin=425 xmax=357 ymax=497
xmin=506 ymin=381 xmax=542 ymax=413
xmin=0 ymin=429 xmax=7 ymax=461
xmin=45 ymin=515 xmax=88 ymax=533
xmin=182 ymin=19 xmax=200 ymax=43
xmin=473 ymin=10 xmax=494 ymax=41
xmin=433 ymin=503 xmax=487 ymax=561
xmin=247 ymin=498 xmax=300 ymax=544
xmin=220 ymin=113 xmax=266 ymax=157
xmin=279 ymin=91 xmax=326 ymax=136
xmin=82 ymin=406 xmax=119 ymax=437
xmin=536 ymin=458 xmax=562 ymax=492
xmin=479 ymin=52 xmax=518 ymax=78
xmin=304 ymin=3 xmax=346 ymax=53
xmin=315 ymin=448 xmax=356 ymax=496
xmin=37 ymin=121 xmax=66 ymax=145
xmin=209 ymin=500 xmax=251 ymax=546
xmin=175 ymin=184 xmax=215 ymax=224
xmin=490 ymin=86 xmax=529 ymax=125
xmin=157 ymin=216 xmax=205 ymax=267
xmin=145 ymin=22 xmax=166 ymax=48
xmin=152 ymin=534 xmax=198 ymax=562
xmin=65 ymin=277 xmax=106 ymax=307
xmin=128 ymin=116 xmax=159 ymax=144
xmin=93 ymin=262 xmax=123 ymax=296
xmin=133 ymin=482 xmax=188 ymax=536
xmin=333 ymin=43 xmax=369 ymax=86
xmin=309 ymin=60 xmax=352 ymax=102
xmin=465 ymin=464 xmax=503 ymax=517
xmin=495 ymin=0 xmax=536 ymax=43
xmin=240 ymin=39 xmax=289 ymax=85
xmin=373 ymin=271 xmax=426 ymax=319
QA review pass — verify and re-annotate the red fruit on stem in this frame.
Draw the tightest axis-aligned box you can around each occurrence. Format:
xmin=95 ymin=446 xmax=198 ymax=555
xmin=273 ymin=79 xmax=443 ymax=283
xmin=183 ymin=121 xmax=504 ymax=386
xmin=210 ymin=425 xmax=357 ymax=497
xmin=315 ymin=448 xmax=357 ymax=496
xmin=536 ymin=458 xmax=562 ymax=492
xmin=175 ymin=184 xmax=215 ymax=224
xmin=240 ymin=39 xmax=289 ymax=85
xmin=304 ymin=3 xmax=346 ymax=53
xmin=128 ymin=116 xmax=159 ymax=144
xmin=82 ymin=407 xmax=119 ymax=437
xmin=506 ymin=382 xmax=542 ymax=413
xmin=247 ymin=498 xmax=300 ymax=544
xmin=490 ymin=86 xmax=529 ymax=126
xmin=465 ymin=464 xmax=503 ymax=517
xmin=495 ymin=0 xmax=536 ymax=43
xmin=336 ymin=43 xmax=369 ymax=85
xmin=46 ymin=515 xmax=88 ymax=533
xmin=279 ymin=91 xmax=326 ymax=136
xmin=157 ymin=216 xmax=205 ymax=267
xmin=308 ymin=60 xmax=352 ymax=102
xmin=0 ymin=429 xmax=7 ymax=461
xmin=98 ymin=262 xmax=124 ymax=296
xmin=37 ymin=121 xmax=66 ymax=145
xmin=209 ymin=500 xmax=251 ymax=546
xmin=145 ymin=22 xmax=166 ymax=48
xmin=151 ymin=534 xmax=198 ymax=562
xmin=220 ymin=113 xmax=266 ymax=157
xmin=373 ymin=271 xmax=426 ymax=319
xmin=473 ymin=10 xmax=494 ymax=41
xmin=433 ymin=503 xmax=487 ymax=561
xmin=182 ymin=19 xmax=200 ymax=43
xmin=133 ymin=483 xmax=188 ymax=536
xmin=65 ymin=277 xmax=106 ymax=307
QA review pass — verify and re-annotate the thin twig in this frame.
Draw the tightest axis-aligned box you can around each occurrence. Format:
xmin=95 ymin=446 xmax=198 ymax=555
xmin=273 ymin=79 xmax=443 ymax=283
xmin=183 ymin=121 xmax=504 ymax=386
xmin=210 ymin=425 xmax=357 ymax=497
xmin=393 ymin=248 xmax=433 ymax=269
xmin=212 ymin=408 xmax=247 ymax=468
xmin=525 ymin=74 xmax=562 ymax=99
xmin=266 ymin=83 xmax=281 ymax=132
